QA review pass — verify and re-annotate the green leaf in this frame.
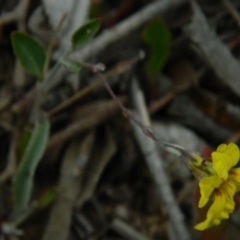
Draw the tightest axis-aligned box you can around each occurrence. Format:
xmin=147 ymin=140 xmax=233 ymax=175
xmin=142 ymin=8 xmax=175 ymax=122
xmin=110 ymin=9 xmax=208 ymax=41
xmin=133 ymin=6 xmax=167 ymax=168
xmin=37 ymin=189 xmax=56 ymax=209
xmin=11 ymin=32 xmax=46 ymax=79
xmin=18 ymin=129 xmax=32 ymax=159
xmin=13 ymin=112 xmax=50 ymax=212
xmin=60 ymin=58 xmax=82 ymax=73
xmin=142 ymin=18 xmax=171 ymax=78
xmin=72 ymin=19 xmax=101 ymax=50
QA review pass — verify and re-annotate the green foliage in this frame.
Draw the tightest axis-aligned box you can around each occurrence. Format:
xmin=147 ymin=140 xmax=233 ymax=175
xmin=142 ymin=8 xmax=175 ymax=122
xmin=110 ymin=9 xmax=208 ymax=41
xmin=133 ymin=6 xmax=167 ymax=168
xmin=37 ymin=189 xmax=56 ymax=209
xmin=72 ymin=19 xmax=101 ymax=50
xmin=142 ymin=18 xmax=171 ymax=78
xmin=11 ymin=32 xmax=46 ymax=79
xmin=60 ymin=58 xmax=82 ymax=73
xmin=18 ymin=129 xmax=32 ymax=159
xmin=13 ymin=112 xmax=50 ymax=212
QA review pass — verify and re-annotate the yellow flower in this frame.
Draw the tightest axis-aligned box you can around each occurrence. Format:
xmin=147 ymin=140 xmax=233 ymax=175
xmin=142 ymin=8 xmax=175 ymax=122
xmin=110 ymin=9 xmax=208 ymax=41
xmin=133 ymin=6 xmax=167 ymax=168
xmin=194 ymin=143 xmax=240 ymax=231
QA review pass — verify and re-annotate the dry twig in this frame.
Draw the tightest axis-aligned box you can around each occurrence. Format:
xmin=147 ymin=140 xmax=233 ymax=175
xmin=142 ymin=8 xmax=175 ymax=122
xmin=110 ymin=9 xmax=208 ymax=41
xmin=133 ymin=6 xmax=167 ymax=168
xmin=130 ymin=79 xmax=190 ymax=240
xmin=185 ymin=0 xmax=240 ymax=96
xmin=0 ymin=0 xmax=30 ymax=29
xmin=223 ymin=0 xmax=240 ymax=29
xmin=111 ymin=218 xmax=151 ymax=240
xmin=168 ymin=94 xmax=233 ymax=143
xmin=46 ymin=97 xmax=127 ymax=151
xmin=48 ymin=53 xmax=142 ymax=115
xmin=42 ymin=132 xmax=95 ymax=240
xmin=0 ymin=134 xmax=17 ymax=182
xmin=76 ymin=126 xmax=117 ymax=208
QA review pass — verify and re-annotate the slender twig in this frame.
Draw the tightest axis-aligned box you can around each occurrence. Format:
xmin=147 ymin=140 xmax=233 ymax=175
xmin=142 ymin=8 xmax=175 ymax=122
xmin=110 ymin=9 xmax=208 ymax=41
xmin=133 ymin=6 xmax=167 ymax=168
xmin=0 ymin=11 xmax=16 ymax=26
xmin=130 ymin=78 xmax=190 ymax=240
xmin=43 ymin=14 xmax=67 ymax=78
xmin=99 ymin=71 xmax=157 ymax=140
xmin=18 ymin=0 xmax=30 ymax=31
xmin=149 ymin=91 xmax=176 ymax=115
xmin=0 ymin=0 xmax=30 ymax=28
xmin=76 ymin=126 xmax=117 ymax=208
xmin=80 ymin=61 xmax=195 ymax=165
xmin=31 ymin=13 xmax=68 ymax=122
xmin=223 ymin=0 xmax=240 ymax=29
xmin=0 ymin=134 xmax=17 ymax=182
xmin=80 ymin=60 xmax=160 ymax=142
xmin=46 ymin=97 xmax=127 ymax=152
xmin=48 ymin=53 xmax=143 ymax=115
xmin=111 ymin=218 xmax=151 ymax=240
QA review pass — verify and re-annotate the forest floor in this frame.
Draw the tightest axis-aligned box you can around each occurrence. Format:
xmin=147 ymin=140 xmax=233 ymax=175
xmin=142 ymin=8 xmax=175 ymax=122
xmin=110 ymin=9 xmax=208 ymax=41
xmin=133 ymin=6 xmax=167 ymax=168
xmin=1 ymin=0 xmax=240 ymax=239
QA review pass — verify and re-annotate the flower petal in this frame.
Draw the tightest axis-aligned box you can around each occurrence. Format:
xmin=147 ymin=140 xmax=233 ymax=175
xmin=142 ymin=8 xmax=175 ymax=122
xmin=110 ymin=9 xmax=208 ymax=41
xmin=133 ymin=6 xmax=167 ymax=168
xmin=217 ymin=143 xmax=239 ymax=168
xmin=195 ymin=181 xmax=236 ymax=231
xmin=194 ymin=213 xmax=212 ymax=231
xmin=212 ymin=143 xmax=239 ymax=180
xmin=221 ymin=181 xmax=236 ymax=198
xmin=195 ymin=189 xmax=230 ymax=230
xmin=212 ymin=151 xmax=232 ymax=180
xmin=229 ymin=167 xmax=240 ymax=191
xmin=198 ymin=176 xmax=222 ymax=208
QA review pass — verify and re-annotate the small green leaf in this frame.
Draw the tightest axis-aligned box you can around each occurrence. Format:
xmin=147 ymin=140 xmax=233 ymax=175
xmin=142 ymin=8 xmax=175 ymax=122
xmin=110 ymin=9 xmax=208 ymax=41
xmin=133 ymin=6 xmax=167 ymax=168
xmin=72 ymin=19 xmax=101 ymax=50
xmin=60 ymin=58 xmax=82 ymax=73
xmin=37 ymin=189 xmax=56 ymax=209
xmin=11 ymin=32 xmax=46 ymax=79
xmin=13 ymin=111 xmax=50 ymax=212
xmin=142 ymin=18 xmax=171 ymax=78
